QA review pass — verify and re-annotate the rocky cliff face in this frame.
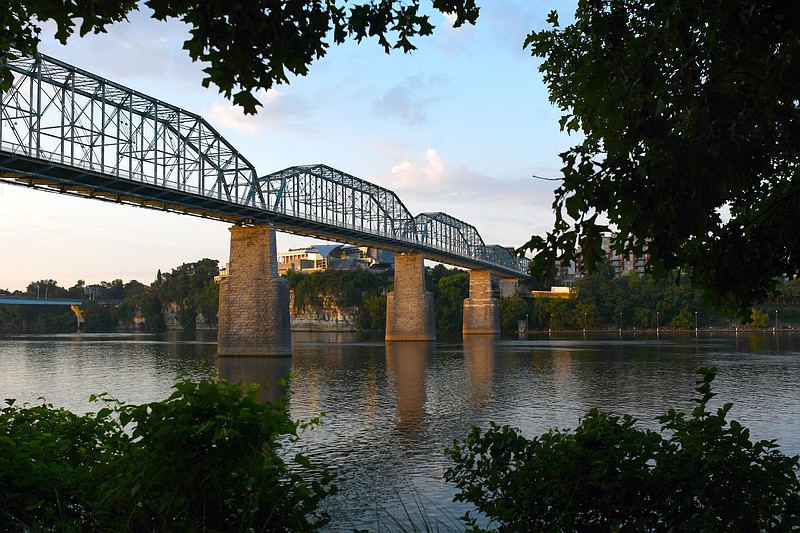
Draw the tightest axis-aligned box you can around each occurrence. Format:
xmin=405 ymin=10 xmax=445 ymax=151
xmin=289 ymin=292 xmax=359 ymax=331
xmin=161 ymin=291 xmax=362 ymax=331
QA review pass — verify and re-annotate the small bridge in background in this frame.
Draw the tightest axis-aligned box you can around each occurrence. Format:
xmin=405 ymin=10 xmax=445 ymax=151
xmin=0 ymin=52 xmax=531 ymax=354
xmin=0 ymin=295 xmax=122 ymax=329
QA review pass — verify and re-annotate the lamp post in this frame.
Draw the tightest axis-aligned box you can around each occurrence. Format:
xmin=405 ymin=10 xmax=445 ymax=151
xmin=776 ymin=309 xmax=779 ymax=331
xmin=656 ymin=310 xmax=660 ymax=332
xmin=526 ymin=313 xmax=529 ymax=333
xmin=695 ymin=311 xmax=698 ymax=332
xmin=619 ymin=312 xmax=622 ymax=333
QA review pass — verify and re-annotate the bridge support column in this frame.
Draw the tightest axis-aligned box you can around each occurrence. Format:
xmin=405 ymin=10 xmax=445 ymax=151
xmin=69 ymin=305 xmax=85 ymax=331
xmin=386 ymin=253 xmax=435 ymax=341
xmin=218 ymin=224 xmax=292 ymax=357
xmin=499 ymin=278 xmax=519 ymax=298
xmin=463 ymin=270 xmax=499 ymax=335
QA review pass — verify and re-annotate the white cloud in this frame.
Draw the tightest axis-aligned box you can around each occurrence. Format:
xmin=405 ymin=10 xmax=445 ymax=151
xmin=385 ymin=148 xmax=446 ymax=190
xmin=370 ymin=148 xmax=558 ymax=248
xmin=205 ymin=88 xmax=317 ymax=137
xmin=207 ymin=101 xmax=262 ymax=135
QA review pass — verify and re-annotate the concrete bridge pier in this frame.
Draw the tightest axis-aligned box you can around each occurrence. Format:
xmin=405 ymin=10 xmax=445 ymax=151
xmin=386 ymin=253 xmax=436 ymax=341
xmin=217 ymin=224 xmax=292 ymax=357
xmin=69 ymin=305 xmax=85 ymax=331
xmin=499 ymin=277 xmax=519 ymax=298
xmin=462 ymin=270 xmax=500 ymax=335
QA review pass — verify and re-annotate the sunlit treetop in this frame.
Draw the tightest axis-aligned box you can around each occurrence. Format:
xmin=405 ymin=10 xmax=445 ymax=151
xmin=0 ymin=0 xmax=479 ymax=113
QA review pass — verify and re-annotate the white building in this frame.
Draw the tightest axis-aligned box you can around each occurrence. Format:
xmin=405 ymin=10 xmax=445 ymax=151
xmin=277 ymin=245 xmax=393 ymax=274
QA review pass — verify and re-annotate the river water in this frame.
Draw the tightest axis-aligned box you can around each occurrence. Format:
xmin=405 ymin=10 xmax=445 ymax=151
xmin=1 ymin=331 xmax=799 ymax=530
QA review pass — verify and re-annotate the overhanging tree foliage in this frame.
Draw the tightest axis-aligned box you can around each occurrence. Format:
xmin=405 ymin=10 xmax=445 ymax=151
xmin=522 ymin=1 xmax=800 ymax=314
xmin=1 ymin=0 xmax=478 ymax=113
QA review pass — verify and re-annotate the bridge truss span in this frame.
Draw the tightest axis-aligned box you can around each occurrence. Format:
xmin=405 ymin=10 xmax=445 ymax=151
xmin=0 ymin=52 xmax=531 ymax=280
xmin=0 ymin=52 xmax=260 ymax=212
xmin=257 ymin=164 xmax=418 ymax=243
xmin=414 ymin=212 xmax=529 ymax=275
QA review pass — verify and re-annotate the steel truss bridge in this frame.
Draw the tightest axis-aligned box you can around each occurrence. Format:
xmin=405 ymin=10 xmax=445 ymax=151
xmin=0 ymin=53 xmax=530 ymax=279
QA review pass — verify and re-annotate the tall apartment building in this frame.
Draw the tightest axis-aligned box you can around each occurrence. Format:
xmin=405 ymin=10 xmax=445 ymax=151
xmin=554 ymin=232 xmax=648 ymax=286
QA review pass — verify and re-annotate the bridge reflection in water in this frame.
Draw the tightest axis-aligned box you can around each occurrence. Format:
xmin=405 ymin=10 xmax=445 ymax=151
xmin=3 ymin=332 xmax=800 ymax=530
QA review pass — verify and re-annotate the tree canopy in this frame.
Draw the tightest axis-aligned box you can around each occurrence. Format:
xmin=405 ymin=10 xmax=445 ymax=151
xmin=1 ymin=0 xmax=478 ymax=113
xmin=522 ymin=1 xmax=800 ymax=314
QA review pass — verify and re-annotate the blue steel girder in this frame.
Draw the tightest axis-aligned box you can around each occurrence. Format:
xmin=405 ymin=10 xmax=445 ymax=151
xmin=415 ymin=212 xmax=485 ymax=258
xmin=0 ymin=53 xmax=260 ymax=208
xmin=257 ymin=164 xmax=418 ymax=243
xmin=414 ymin=212 xmax=528 ymax=274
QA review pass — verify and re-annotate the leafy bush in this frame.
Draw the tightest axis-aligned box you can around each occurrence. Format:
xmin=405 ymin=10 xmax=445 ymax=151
xmin=0 ymin=376 xmax=335 ymax=531
xmin=0 ymin=398 xmax=124 ymax=529
xmin=445 ymin=368 xmax=800 ymax=532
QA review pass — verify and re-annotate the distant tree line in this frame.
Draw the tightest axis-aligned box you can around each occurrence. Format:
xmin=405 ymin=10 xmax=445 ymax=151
xmin=5 ymin=259 xmax=799 ymax=335
xmin=517 ymin=264 xmax=800 ymax=331
xmin=0 ymin=259 xmax=220 ymax=334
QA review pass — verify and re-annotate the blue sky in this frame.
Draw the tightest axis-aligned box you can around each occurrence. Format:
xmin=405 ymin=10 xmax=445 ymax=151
xmin=1 ymin=1 xmax=577 ymax=291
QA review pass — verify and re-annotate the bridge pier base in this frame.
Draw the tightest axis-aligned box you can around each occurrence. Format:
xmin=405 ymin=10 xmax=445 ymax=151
xmin=463 ymin=270 xmax=499 ymax=335
xmin=69 ymin=305 xmax=84 ymax=331
xmin=217 ymin=224 xmax=292 ymax=357
xmin=386 ymin=253 xmax=435 ymax=341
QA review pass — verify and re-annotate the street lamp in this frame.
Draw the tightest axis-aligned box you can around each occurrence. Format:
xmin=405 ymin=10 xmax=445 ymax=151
xmin=619 ymin=312 xmax=622 ymax=332
xmin=776 ymin=310 xmax=779 ymax=331
xmin=656 ymin=310 xmax=660 ymax=332
xmin=695 ymin=311 xmax=698 ymax=332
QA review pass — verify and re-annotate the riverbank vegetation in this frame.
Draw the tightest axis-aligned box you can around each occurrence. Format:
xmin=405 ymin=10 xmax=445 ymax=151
xmin=446 ymin=368 xmax=800 ymax=531
xmin=0 ymin=375 xmax=335 ymax=531
xmin=0 ymin=259 xmax=221 ymax=334
xmin=4 ymin=259 xmax=800 ymax=334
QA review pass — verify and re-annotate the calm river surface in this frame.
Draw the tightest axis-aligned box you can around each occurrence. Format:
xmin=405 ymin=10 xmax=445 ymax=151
xmin=2 ymin=331 xmax=799 ymax=530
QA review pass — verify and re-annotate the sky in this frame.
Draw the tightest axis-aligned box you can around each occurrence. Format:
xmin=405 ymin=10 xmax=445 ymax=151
xmin=1 ymin=1 xmax=578 ymax=292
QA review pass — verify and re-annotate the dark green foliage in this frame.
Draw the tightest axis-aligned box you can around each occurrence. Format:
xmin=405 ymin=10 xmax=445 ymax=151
xmin=0 ymin=263 xmax=220 ymax=333
xmin=151 ymin=258 xmax=220 ymax=331
xmin=2 ymin=0 xmax=478 ymax=113
xmin=26 ymin=279 xmax=69 ymax=299
xmin=360 ymin=293 xmax=387 ymax=331
xmin=0 ymin=398 xmax=124 ymax=529
xmin=523 ymin=2 xmax=800 ymax=314
xmin=82 ymin=300 xmax=119 ymax=332
xmin=498 ymin=294 xmax=530 ymax=331
xmin=445 ymin=368 xmax=800 ymax=532
xmin=0 ymin=376 xmax=335 ymax=531
xmin=425 ymin=264 xmax=470 ymax=331
xmin=0 ymin=279 xmax=81 ymax=333
xmin=285 ymin=268 xmax=391 ymax=330
xmin=530 ymin=267 xmax=727 ymax=330
xmin=431 ymin=267 xmax=469 ymax=331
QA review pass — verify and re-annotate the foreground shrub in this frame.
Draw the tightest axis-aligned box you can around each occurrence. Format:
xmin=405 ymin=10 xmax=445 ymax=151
xmin=0 ymin=376 xmax=335 ymax=531
xmin=0 ymin=397 xmax=124 ymax=529
xmin=445 ymin=368 xmax=800 ymax=532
